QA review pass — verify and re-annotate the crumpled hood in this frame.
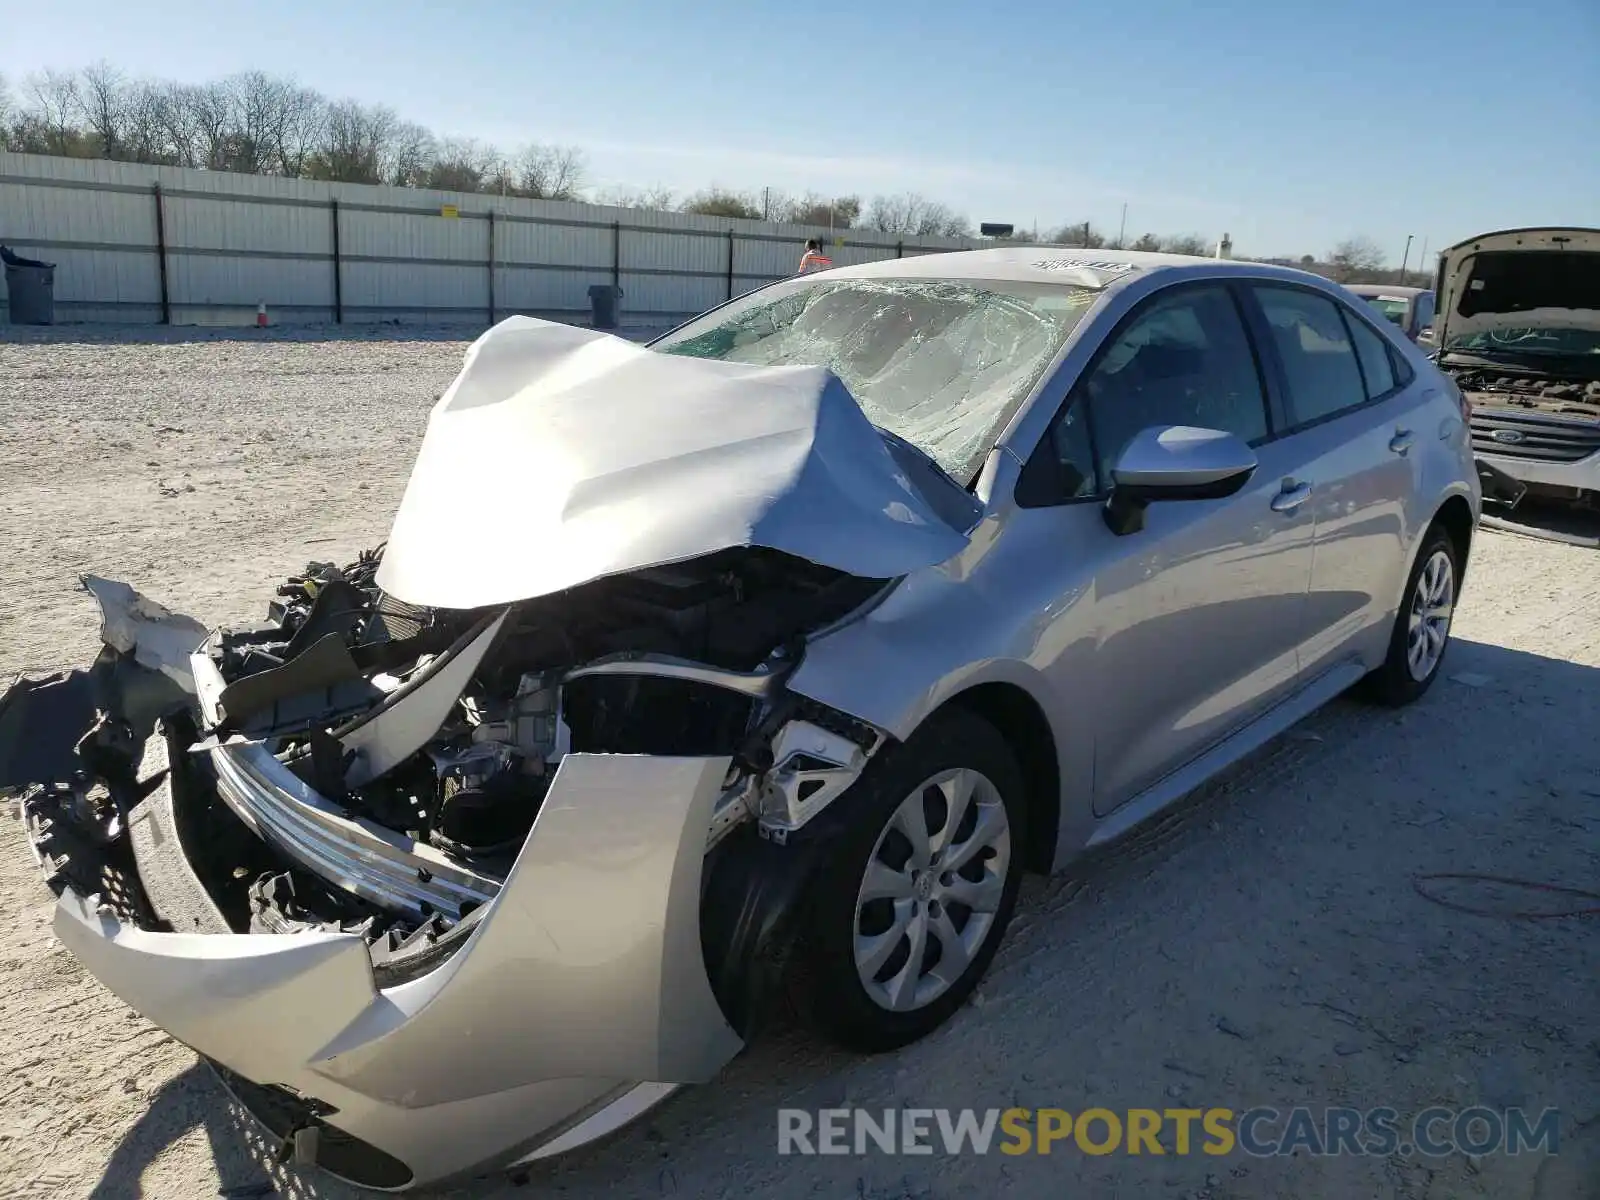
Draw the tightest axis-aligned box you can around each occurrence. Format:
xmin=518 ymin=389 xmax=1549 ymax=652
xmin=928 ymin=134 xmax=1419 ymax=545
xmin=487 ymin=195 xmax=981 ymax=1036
xmin=375 ymin=317 xmax=971 ymax=609
xmin=1436 ymin=227 xmax=1600 ymax=347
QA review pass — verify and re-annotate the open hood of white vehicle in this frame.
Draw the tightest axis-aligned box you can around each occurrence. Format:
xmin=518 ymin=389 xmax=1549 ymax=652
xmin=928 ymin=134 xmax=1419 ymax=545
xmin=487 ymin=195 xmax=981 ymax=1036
xmin=375 ymin=317 xmax=971 ymax=609
xmin=1435 ymin=227 xmax=1600 ymax=347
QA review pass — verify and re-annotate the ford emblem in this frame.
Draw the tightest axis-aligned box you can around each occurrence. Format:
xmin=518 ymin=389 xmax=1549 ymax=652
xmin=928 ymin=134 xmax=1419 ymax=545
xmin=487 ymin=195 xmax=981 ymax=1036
xmin=1491 ymin=429 xmax=1525 ymax=444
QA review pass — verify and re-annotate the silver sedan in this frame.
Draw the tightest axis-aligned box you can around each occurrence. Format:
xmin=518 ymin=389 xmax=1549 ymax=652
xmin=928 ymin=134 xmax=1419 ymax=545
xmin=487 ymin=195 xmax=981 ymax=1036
xmin=0 ymin=247 xmax=1480 ymax=1190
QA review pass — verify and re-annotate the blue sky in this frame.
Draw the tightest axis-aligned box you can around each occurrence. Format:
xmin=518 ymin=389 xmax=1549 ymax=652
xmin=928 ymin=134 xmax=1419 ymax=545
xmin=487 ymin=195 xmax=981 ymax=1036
xmin=4 ymin=0 xmax=1597 ymax=265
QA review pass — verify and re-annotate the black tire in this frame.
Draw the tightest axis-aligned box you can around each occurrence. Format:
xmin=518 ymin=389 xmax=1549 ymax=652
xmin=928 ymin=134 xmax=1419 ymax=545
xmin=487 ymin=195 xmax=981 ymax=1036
xmin=790 ymin=707 xmax=1028 ymax=1053
xmin=1361 ymin=523 xmax=1460 ymax=707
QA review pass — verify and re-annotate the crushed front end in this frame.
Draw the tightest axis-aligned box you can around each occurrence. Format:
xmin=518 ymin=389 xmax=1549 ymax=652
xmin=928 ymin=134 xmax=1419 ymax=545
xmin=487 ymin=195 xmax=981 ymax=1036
xmin=1 ymin=547 xmax=891 ymax=1189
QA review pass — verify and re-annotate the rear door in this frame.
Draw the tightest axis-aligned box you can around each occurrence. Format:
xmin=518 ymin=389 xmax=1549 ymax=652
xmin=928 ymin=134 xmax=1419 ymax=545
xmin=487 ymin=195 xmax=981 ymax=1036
xmin=1241 ymin=283 xmax=1432 ymax=680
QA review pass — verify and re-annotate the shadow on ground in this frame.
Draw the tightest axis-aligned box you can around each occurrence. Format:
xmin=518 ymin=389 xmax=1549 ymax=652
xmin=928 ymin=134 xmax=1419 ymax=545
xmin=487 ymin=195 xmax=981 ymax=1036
xmin=88 ymin=636 xmax=1600 ymax=1199
xmin=1482 ymin=497 xmax=1600 ymax=549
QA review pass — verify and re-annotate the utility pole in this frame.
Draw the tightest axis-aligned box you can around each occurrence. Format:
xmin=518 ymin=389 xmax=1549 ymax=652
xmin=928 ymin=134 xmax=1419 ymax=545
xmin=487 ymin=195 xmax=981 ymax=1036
xmin=1083 ymin=221 xmax=1091 ymax=248
xmin=1117 ymin=203 xmax=1127 ymax=249
xmin=1416 ymin=236 xmax=1429 ymax=287
xmin=1399 ymin=234 xmax=1414 ymax=283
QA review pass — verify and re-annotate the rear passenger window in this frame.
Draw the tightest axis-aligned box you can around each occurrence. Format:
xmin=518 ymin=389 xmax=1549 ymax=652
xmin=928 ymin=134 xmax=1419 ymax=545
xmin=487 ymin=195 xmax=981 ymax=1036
xmin=1345 ymin=312 xmax=1397 ymax=398
xmin=1253 ymin=286 xmax=1367 ymax=426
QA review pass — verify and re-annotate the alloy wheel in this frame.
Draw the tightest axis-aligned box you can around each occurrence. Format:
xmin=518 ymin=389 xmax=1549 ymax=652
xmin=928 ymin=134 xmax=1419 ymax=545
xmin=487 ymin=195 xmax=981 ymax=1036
xmin=852 ymin=767 xmax=1012 ymax=1013
xmin=1406 ymin=548 xmax=1455 ymax=681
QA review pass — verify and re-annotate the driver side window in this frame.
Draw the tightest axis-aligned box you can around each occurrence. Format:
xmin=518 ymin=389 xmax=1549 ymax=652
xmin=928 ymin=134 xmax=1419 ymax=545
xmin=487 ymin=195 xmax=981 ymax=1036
xmin=1082 ymin=284 xmax=1270 ymax=484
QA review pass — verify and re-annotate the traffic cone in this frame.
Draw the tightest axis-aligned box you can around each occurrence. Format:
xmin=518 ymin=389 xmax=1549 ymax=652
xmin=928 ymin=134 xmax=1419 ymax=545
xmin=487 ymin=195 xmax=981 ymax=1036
xmin=256 ymin=302 xmax=268 ymax=328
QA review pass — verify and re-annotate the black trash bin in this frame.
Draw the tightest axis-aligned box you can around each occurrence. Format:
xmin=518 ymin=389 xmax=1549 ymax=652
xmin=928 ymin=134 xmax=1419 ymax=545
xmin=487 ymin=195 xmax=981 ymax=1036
xmin=588 ymin=283 xmax=624 ymax=331
xmin=2 ymin=245 xmax=57 ymax=326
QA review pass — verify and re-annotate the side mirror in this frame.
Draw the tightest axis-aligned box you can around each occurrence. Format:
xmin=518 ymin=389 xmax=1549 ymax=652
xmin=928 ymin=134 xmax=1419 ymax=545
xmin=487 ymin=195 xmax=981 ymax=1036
xmin=1103 ymin=425 xmax=1258 ymax=535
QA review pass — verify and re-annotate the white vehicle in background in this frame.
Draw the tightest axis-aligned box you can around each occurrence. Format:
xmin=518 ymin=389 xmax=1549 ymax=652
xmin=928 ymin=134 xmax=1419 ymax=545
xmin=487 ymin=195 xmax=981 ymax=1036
xmin=1346 ymin=284 xmax=1436 ymax=345
xmin=1434 ymin=228 xmax=1600 ymax=509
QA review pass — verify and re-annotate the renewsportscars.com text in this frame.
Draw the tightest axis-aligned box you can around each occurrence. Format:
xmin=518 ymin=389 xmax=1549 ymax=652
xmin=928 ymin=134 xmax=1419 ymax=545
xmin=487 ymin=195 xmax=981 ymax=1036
xmin=777 ymin=1106 xmax=1561 ymax=1158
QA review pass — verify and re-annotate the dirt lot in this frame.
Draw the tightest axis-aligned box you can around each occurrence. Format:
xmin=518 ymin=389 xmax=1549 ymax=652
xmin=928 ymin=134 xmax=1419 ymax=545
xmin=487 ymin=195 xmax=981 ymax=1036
xmin=1 ymin=327 xmax=1597 ymax=1200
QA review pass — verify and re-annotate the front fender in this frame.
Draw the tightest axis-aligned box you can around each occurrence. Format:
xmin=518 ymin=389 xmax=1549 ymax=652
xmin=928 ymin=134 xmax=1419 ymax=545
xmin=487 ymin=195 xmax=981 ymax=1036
xmin=785 ymin=558 xmax=1069 ymax=761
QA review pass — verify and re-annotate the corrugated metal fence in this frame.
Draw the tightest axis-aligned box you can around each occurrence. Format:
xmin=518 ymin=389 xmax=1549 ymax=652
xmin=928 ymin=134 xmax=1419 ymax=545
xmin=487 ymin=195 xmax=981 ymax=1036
xmin=0 ymin=152 xmax=978 ymax=328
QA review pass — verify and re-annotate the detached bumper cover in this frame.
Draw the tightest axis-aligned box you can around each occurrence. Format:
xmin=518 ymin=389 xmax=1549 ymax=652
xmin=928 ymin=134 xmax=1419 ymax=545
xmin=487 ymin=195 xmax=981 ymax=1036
xmin=1475 ymin=456 xmax=1531 ymax=506
xmin=38 ymin=751 xmax=744 ymax=1189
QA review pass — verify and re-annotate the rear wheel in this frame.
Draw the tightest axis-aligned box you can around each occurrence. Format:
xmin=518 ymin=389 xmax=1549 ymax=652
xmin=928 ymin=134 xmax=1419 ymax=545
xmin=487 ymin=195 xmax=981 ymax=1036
xmin=791 ymin=708 xmax=1027 ymax=1053
xmin=1362 ymin=524 xmax=1459 ymax=706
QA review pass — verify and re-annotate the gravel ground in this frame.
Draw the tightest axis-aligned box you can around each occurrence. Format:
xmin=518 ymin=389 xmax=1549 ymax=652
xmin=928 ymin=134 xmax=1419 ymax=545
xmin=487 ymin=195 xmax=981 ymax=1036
xmin=1 ymin=326 xmax=1597 ymax=1200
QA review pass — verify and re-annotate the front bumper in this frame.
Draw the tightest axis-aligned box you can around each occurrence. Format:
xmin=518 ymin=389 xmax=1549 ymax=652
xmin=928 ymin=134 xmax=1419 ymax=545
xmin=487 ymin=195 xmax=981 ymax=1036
xmin=1470 ymin=407 xmax=1600 ymax=493
xmin=1476 ymin=447 xmax=1600 ymax=492
xmin=26 ymin=741 xmax=744 ymax=1190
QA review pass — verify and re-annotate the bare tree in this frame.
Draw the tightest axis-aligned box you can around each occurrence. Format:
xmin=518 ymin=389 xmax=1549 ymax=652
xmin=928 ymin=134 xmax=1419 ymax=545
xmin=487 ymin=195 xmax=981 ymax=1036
xmin=597 ymin=185 xmax=675 ymax=211
xmin=23 ymin=70 xmax=83 ymax=153
xmin=1160 ymin=233 xmax=1209 ymax=256
xmin=1327 ymin=236 xmax=1386 ymax=282
xmin=272 ymin=85 xmax=325 ymax=177
xmin=507 ymin=144 xmax=586 ymax=200
xmin=145 ymin=83 xmax=195 ymax=165
xmin=305 ymin=99 xmax=397 ymax=184
xmin=174 ymin=81 xmax=233 ymax=169
xmin=681 ymin=187 xmax=762 ymax=219
xmin=1047 ymin=221 xmax=1104 ymax=248
xmin=77 ymin=60 xmax=129 ymax=158
xmin=119 ymin=81 xmax=172 ymax=163
xmin=1129 ymin=232 xmax=1162 ymax=252
xmin=864 ymin=192 xmax=970 ymax=238
xmin=384 ymin=120 xmax=435 ymax=187
xmin=778 ymin=192 xmax=861 ymax=229
xmin=418 ymin=136 xmax=501 ymax=192
xmin=219 ymin=70 xmax=311 ymax=174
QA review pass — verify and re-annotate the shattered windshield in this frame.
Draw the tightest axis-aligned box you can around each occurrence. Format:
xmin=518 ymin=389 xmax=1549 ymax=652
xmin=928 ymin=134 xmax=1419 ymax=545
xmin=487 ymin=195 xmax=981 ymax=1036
xmin=652 ymin=277 xmax=1098 ymax=483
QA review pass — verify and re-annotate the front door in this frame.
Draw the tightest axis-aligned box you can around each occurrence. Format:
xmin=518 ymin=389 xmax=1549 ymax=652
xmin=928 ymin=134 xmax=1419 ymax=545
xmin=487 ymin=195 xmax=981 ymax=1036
xmin=1023 ymin=281 xmax=1320 ymax=816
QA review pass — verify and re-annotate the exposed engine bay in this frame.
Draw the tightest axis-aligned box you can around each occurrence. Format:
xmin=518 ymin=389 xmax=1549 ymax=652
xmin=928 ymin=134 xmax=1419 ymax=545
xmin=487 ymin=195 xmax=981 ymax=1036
xmin=4 ymin=546 xmax=891 ymax=975
xmin=1448 ymin=365 xmax=1600 ymax=420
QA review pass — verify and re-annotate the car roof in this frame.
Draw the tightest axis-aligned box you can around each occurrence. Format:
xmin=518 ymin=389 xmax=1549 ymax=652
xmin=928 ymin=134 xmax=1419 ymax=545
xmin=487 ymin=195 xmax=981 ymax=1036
xmin=1346 ymin=284 xmax=1428 ymax=298
xmin=818 ymin=245 xmax=1356 ymax=294
xmin=819 ymin=245 xmax=1278 ymax=289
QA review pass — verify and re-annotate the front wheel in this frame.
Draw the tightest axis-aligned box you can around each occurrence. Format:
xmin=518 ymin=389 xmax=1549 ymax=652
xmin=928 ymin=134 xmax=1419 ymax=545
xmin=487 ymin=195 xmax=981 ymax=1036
xmin=1361 ymin=525 xmax=1460 ymax=706
xmin=791 ymin=708 xmax=1027 ymax=1053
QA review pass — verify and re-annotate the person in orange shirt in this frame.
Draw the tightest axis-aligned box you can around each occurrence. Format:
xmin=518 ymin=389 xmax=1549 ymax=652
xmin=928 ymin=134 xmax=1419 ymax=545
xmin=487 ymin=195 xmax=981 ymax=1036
xmin=798 ymin=238 xmax=833 ymax=274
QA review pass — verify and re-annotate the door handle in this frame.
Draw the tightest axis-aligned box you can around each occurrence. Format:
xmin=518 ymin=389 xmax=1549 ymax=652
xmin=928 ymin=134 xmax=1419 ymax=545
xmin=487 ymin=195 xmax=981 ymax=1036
xmin=1270 ymin=482 xmax=1312 ymax=513
xmin=1389 ymin=429 xmax=1415 ymax=455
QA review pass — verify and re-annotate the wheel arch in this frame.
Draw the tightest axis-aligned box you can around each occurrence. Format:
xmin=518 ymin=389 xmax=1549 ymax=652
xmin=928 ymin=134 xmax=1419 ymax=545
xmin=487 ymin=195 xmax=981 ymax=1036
xmin=939 ymin=682 xmax=1061 ymax=875
xmin=1433 ymin=493 xmax=1475 ymax=574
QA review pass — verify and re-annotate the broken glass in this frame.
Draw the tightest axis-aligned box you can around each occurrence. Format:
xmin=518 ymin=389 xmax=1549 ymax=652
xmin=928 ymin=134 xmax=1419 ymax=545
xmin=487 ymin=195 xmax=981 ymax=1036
xmin=657 ymin=278 xmax=1099 ymax=483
